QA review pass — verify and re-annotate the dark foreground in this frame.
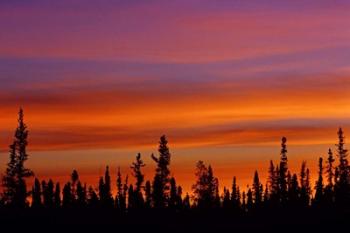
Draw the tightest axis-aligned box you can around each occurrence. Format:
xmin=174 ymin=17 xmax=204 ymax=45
xmin=0 ymin=208 xmax=348 ymax=233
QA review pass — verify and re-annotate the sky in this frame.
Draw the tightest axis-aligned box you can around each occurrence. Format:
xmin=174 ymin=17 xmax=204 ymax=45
xmin=1 ymin=0 xmax=350 ymax=194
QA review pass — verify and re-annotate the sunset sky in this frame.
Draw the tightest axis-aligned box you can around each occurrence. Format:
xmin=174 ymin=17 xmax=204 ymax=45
xmin=1 ymin=0 xmax=350 ymax=193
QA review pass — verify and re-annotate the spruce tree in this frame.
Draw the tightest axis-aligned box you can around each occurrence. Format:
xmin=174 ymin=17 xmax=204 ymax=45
xmin=314 ymin=157 xmax=324 ymax=207
xmin=131 ymin=153 xmax=146 ymax=208
xmin=99 ymin=166 xmax=113 ymax=208
xmin=87 ymin=186 xmax=99 ymax=208
xmin=151 ymin=135 xmax=171 ymax=208
xmin=192 ymin=161 xmax=218 ymax=208
xmin=279 ymin=137 xmax=288 ymax=204
xmin=42 ymin=179 xmax=55 ymax=208
xmin=145 ymin=180 xmax=152 ymax=208
xmin=252 ymin=171 xmax=263 ymax=208
xmin=334 ymin=128 xmax=350 ymax=208
xmin=231 ymin=176 xmax=240 ymax=210
xmin=76 ymin=181 xmax=87 ymax=207
xmin=62 ymin=182 xmax=72 ymax=207
xmin=169 ymin=177 xmax=178 ymax=210
xmin=31 ymin=178 xmax=42 ymax=208
xmin=54 ymin=182 xmax=61 ymax=208
xmin=2 ymin=109 xmax=34 ymax=207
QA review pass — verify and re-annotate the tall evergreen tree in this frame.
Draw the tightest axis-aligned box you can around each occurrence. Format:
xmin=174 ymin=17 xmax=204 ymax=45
xmin=182 ymin=193 xmax=191 ymax=210
xmin=314 ymin=157 xmax=324 ymax=207
xmin=169 ymin=177 xmax=179 ymax=210
xmin=131 ymin=153 xmax=146 ymax=208
xmin=288 ymin=174 xmax=299 ymax=207
xmin=151 ymin=135 xmax=171 ymax=208
xmin=128 ymin=185 xmax=135 ymax=210
xmin=115 ymin=167 xmax=126 ymax=211
xmin=222 ymin=187 xmax=231 ymax=209
xmin=324 ymin=149 xmax=335 ymax=206
xmin=62 ymin=182 xmax=72 ymax=207
xmin=326 ymin=148 xmax=335 ymax=188
xmin=54 ymin=182 xmax=61 ymax=208
xmin=144 ymin=180 xmax=152 ymax=208
xmin=252 ymin=171 xmax=263 ymax=208
xmin=300 ymin=162 xmax=311 ymax=207
xmin=231 ymin=176 xmax=240 ymax=210
xmin=334 ymin=128 xmax=350 ymax=208
xmin=70 ymin=170 xmax=79 ymax=204
xmin=279 ymin=137 xmax=288 ymax=204
xmin=43 ymin=179 xmax=55 ymax=208
xmin=192 ymin=161 xmax=218 ymax=208
xmin=246 ymin=188 xmax=253 ymax=212
xmin=99 ymin=166 xmax=113 ymax=208
xmin=31 ymin=178 xmax=42 ymax=208
xmin=2 ymin=109 xmax=34 ymax=207
xmin=76 ymin=181 xmax=87 ymax=207
xmin=87 ymin=186 xmax=99 ymax=208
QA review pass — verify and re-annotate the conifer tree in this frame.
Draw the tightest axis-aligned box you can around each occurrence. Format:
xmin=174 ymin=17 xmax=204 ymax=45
xmin=42 ymin=179 xmax=55 ymax=208
xmin=62 ymin=182 xmax=72 ymax=207
xmin=2 ymin=109 xmax=34 ymax=207
xmin=151 ymin=135 xmax=171 ymax=208
xmin=99 ymin=166 xmax=113 ymax=208
xmin=279 ymin=137 xmax=288 ymax=204
xmin=31 ymin=178 xmax=42 ymax=208
xmin=87 ymin=186 xmax=99 ymax=208
xmin=192 ymin=161 xmax=218 ymax=208
xmin=76 ymin=181 xmax=87 ymax=207
xmin=231 ymin=176 xmax=240 ymax=210
xmin=169 ymin=177 xmax=178 ymax=210
xmin=131 ymin=153 xmax=146 ymax=208
xmin=300 ymin=162 xmax=311 ymax=207
xmin=334 ymin=128 xmax=350 ymax=207
xmin=246 ymin=188 xmax=253 ymax=211
xmin=288 ymin=174 xmax=299 ymax=207
xmin=252 ymin=171 xmax=263 ymax=208
xmin=128 ymin=185 xmax=135 ymax=210
xmin=222 ymin=187 xmax=231 ymax=209
xmin=182 ymin=193 xmax=191 ymax=210
xmin=54 ymin=182 xmax=61 ymax=208
xmin=314 ymin=157 xmax=324 ymax=206
xmin=145 ymin=180 xmax=152 ymax=208
xmin=115 ymin=167 xmax=126 ymax=211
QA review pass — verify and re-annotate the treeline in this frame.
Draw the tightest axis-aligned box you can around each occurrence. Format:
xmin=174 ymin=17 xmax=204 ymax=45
xmin=1 ymin=109 xmax=350 ymax=215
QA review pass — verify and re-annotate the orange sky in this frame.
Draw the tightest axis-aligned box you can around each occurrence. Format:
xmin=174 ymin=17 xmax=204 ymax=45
xmin=1 ymin=0 xmax=350 ymax=194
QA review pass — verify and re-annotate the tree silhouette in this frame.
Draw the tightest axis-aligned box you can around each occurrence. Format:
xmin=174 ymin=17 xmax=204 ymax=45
xmin=231 ymin=176 xmax=241 ymax=210
xmin=252 ymin=171 xmax=263 ymax=208
xmin=87 ymin=186 xmax=98 ymax=208
xmin=54 ymin=182 xmax=61 ymax=208
xmin=246 ymin=188 xmax=253 ymax=212
xmin=222 ymin=187 xmax=231 ymax=209
xmin=115 ymin=167 xmax=126 ymax=211
xmin=192 ymin=161 xmax=218 ymax=209
xmin=334 ymin=128 xmax=350 ymax=208
xmin=314 ymin=157 xmax=324 ymax=207
xmin=31 ymin=178 xmax=42 ymax=208
xmin=300 ymin=162 xmax=311 ymax=207
xmin=288 ymin=174 xmax=299 ymax=207
xmin=324 ymin=149 xmax=335 ymax=206
xmin=131 ymin=153 xmax=145 ymax=208
xmin=279 ymin=137 xmax=288 ymax=205
xmin=62 ymin=182 xmax=72 ymax=207
xmin=2 ymin=108 xmax=34 ymax=207
xmin=99 ymin=166 xmax=114 ymax=208
xmin=144 ymin=180 xmax=152 ymax=208
xmin=42 ymin=179 xmax=55 ymax=208
xmin=268 ymin=160 xmax=279 ymax=207
xmin=151 ymin=135 xmax=171 ymax=208
xmin=76 ymin=181 xmax=87 ymax=207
